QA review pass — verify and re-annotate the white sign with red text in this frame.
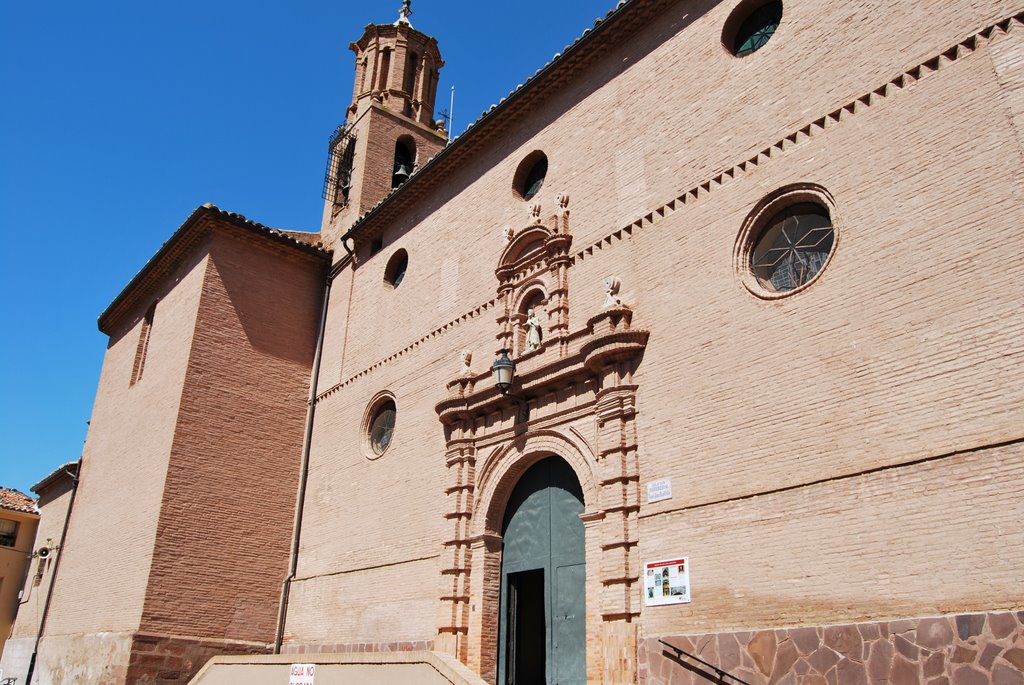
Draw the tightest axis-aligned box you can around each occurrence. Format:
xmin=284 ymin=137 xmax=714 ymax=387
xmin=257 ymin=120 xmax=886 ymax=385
xmin=643 ymin=557 xmax=691 ymax=606
xmin=289 ymin=664 xmax=315 ymax=685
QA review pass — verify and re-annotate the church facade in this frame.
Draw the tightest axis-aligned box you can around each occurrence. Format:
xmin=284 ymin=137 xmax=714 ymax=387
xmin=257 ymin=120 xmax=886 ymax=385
xmin=4 ymin=0 xmax=1024 ymax=683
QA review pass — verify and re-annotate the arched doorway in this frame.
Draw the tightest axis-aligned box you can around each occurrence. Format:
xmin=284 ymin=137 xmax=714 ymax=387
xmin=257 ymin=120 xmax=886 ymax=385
xmin=497 ymin=457 xmax=586 ymax=685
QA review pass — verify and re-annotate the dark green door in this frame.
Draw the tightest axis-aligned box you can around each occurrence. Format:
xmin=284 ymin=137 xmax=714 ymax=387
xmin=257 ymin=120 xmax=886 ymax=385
xmin=498 ymin=457 xmax=586 ymax=685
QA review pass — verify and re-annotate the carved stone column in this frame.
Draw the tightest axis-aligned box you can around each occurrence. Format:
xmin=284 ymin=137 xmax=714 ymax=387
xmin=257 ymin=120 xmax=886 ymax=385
xmin=436 ymin=379 xmax=478 ymax=661
xmin=583 ymin=306 xmax=646 ymax=685
xmin=495 ymin=273 xmax=515 ymax=352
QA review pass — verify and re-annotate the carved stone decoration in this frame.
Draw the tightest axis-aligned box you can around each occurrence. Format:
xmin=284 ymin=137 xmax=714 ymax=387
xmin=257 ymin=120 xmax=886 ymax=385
xmin=435 ymin=272 xmax=649 ymax=683
xmin=495 ymin=197 xmax=574 ymax=357
xmin=460 ymin=350 xmax=473 ymax=377
xmin=502 ymin=225 xmax=515 ymax=242
xmin=603 ymin=276 xmax=622 ymax=308
xmin=557 ymin=193 xmax=571 ymax=234
xmin=529 ymin=202 xmax=542 ymax=224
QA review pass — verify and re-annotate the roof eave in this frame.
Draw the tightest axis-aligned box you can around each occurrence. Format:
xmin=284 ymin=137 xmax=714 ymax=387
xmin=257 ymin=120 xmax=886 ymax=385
xmin=98 ymin=204 xmax=331 ymax=334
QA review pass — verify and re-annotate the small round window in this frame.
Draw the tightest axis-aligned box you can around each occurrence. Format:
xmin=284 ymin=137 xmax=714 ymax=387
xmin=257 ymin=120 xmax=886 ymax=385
xmin=736 ymin=185 xmax=838 ymax=298
xmin=384 ymin=249 xmax=408 ymax=288
xmin=725 ymin=0 xmax=783 ymax=57
xmin=368 ymin=399 xmax=396 ymax=456
xmin=513 ymin=151 xmax=548 ymax=200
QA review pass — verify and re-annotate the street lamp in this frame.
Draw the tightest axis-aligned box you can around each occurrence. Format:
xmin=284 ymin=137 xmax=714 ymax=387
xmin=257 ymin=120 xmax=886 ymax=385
xmin=491 ymin=349 xmax=516 ymax=394
xmin=491 ymin=348 xmax=529 ymax=422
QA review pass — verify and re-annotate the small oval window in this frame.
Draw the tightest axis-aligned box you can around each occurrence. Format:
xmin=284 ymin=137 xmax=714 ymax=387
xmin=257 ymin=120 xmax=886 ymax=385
xmin=513 ymin=152 xmax=548 ymax=200
xmin=384 ymin=249 xmax=408 ymax=288
xmin=369 ymin=399 xmax=396 ymax=455
xmin=726 ymin=1 xmax=783 ymax=57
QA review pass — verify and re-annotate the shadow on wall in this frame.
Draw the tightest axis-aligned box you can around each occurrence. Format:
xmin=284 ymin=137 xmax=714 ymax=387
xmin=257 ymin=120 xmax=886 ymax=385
xmin=208 ymin=237 xmax=324 ymax=368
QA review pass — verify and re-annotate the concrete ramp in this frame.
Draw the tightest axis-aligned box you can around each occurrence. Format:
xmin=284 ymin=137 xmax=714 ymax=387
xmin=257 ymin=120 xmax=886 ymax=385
xmin=188 ymin=651 xmax=489 ymax=685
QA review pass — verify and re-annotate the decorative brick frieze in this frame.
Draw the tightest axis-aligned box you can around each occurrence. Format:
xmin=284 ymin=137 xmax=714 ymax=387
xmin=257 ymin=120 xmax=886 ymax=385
xmin=640 ymin=612 xmax=1024 ymax=685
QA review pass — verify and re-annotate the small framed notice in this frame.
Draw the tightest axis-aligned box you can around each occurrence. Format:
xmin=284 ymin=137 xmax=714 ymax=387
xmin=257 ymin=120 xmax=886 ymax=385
xmin=646 ymin=478 xmax=672 ymax=503
xmin=644 ymin=557 xmax=691 ymax=606
xmin=289 ymin=664 xmax=315 ymax=685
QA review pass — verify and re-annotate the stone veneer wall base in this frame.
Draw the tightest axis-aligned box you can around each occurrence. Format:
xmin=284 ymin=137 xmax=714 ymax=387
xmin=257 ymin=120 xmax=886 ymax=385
xmin=640 ymin=612 xmax=1024 ymax=685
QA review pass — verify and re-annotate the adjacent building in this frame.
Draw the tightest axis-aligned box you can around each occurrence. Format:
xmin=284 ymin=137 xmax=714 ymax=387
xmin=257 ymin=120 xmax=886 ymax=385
xmin=5 ymin=0 xmax=1024 ymax=683
xmin=1 ymin=465 xmax=77 ymax=681
xmin=0 ymin=488 xmax=39 ymax=663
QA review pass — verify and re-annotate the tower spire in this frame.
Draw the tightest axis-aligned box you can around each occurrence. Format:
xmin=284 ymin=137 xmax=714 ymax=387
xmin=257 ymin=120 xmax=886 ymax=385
xmin=396 ymin=0 xmax=413 ymax=27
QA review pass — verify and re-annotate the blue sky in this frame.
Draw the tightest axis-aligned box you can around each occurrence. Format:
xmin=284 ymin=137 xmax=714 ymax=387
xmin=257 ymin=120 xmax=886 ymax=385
xmin=0 ymin=0 xmax=619 ymax=495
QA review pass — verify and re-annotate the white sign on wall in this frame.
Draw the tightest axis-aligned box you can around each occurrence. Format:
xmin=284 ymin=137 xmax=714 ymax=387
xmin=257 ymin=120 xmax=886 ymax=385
xmin=644 ymin=557 xmax=691 ymax=606
xmin=646 ymin=478 xmax=673 ymax=503
xmin=289 ymin=664 xmax=315 ymax=685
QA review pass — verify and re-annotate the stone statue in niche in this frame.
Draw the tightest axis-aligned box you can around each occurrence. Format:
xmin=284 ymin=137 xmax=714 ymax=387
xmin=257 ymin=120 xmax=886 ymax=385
xmin=460 ymin=350 xmax=473 ymax=376
xmin=525 ymin=309 xmax=543 ymax=351
xmin=603 ymin=276 xmax=622 ymax=308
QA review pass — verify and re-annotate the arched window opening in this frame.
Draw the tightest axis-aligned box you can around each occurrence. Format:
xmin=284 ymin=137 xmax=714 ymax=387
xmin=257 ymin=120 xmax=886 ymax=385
xmin=404 ymin=52 xmax=418 ymax=94
xmin=403 ymin=52 xmax=419 ymax=116
xmin=335 ymin=138 xmax=356 ymax=206
xmin=392 ymin=138 xmax=415 ymax=188
xmin=378 ymin=48 xmax=392 ymax=92
xmin=130 ymin=302 xmax=157 ymax=386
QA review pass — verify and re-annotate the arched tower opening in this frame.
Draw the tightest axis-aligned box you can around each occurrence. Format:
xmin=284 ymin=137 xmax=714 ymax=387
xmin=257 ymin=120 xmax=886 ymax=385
xmin=320 ymin=1 xmax=447 ymax=246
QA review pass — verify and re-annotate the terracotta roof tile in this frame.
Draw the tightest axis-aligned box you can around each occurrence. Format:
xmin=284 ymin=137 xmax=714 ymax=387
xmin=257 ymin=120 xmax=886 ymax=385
xmin=0 ymin=487 xmax=37 ymax=514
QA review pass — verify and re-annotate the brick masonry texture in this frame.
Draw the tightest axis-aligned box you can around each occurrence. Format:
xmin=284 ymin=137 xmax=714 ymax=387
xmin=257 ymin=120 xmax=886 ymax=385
xmin=287 ymin=0 xmax=1024 ymax=681
xmin=640 ymin=611 xmax=1024 ymax=685
xmin=27 ymin=221 xmax=326 ymax=684
xmin=294 ymin=0 xmax=1024 ymax=652
xmin=24 ymin=0 xmax=1024 ymax=683
xmin=126 ymin=633 xmax=269 ymax=685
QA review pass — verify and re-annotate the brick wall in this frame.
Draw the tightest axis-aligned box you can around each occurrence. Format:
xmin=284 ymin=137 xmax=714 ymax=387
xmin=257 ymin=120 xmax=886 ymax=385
xmin=45 ymin=247 xmax=210 ymax=640
xmin=137 ymin=229 xmax=323 ymax=644
xmin=288 ymin=0 xmax=1024 ymax=678
xmin=33 ymin=219 xmax=326 ymax=683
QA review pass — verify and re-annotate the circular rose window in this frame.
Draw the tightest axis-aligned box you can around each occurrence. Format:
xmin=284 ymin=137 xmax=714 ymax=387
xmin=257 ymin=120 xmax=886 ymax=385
xmin=736 ymin=185 xmax=838 ymax=298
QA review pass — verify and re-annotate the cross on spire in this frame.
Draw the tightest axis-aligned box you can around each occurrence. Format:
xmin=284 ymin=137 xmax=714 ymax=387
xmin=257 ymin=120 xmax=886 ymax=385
xmin=396 ymin=0 xmax=413 ymax=27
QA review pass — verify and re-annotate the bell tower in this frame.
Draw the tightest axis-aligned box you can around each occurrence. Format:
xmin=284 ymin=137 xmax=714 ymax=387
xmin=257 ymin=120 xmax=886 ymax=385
xmin=321 ymin=0 xmax=447 ymax=249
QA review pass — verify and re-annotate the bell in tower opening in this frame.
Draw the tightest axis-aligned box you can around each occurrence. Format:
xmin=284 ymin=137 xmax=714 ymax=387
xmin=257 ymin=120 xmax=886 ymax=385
xmin=320 ymin=0 xmax=447 ymax=248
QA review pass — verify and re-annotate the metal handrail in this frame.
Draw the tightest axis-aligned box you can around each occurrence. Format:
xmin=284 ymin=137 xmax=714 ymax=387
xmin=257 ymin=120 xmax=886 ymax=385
xmin=658 ymin=639 xmax=751 ymax=685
